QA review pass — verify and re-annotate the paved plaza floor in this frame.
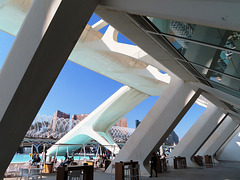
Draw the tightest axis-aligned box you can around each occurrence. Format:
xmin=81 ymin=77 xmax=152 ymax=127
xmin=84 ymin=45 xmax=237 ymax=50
xmin=4 ymin=161 xmax=240 ymax=180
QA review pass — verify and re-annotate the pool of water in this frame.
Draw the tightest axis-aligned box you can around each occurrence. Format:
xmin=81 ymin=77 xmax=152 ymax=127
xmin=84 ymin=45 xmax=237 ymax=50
xmin=11 ymin=154 xmax=93 ymax=163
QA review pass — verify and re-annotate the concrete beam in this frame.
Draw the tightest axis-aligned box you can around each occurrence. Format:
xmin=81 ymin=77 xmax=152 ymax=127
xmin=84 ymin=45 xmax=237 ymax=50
xmin=169 ymin=103 xmax=225 ymax=167
xmin=95 ymin=9 xmax=195 ymax=82
xmin=192 ymin=82 xmax=240 ymax=110
xmin=0 ymin=0 xmax=97 ymax=177
xmin=216 ymin=124 xmax=240 ymax=161
xmin=99 ymin=0 xmax=240 ymax=32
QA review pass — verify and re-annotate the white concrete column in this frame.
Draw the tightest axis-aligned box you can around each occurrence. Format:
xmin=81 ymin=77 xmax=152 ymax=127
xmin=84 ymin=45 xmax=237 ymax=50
xmin=0 ymin=0 xmax=97 ymax=177
xmin=197 ymin=116 xmax=239 ymax=160
xmin=216 ymin=124 xmax=240 ymax=161
xmin=169 ymin=102 xmax=225 ymax=167
xmin=107 ymin=79 xmax=201 ymax=175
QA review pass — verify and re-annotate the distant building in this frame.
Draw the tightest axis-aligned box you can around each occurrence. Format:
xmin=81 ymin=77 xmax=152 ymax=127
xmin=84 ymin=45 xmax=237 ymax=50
xmin=135 ymin=120 xmax=141 ymax=128
xmin=165 ymin=131 xmax=179 ymax=146
xmin=72 ymin=114 xmax=88 ymax=121
xmin=52 ymin=110 xmax=70 ymax=131
xmin=115 ymin=117 xmax=127 ymax=127
xmin=54 ymin=110 xmax=70 ymax=119
xmin=54 ymin=110 xmax=127 ymax=127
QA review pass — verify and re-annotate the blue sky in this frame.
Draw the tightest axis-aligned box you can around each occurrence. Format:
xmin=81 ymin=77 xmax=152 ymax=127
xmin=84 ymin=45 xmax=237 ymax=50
xmin=0 ymin=13 xmax=206 ymax=139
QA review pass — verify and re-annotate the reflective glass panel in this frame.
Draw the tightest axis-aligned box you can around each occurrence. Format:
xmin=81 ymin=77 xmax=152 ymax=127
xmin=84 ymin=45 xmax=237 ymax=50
xmin=147 ymin=17 xmax=240 ymax=52
xmin=191 ymin=64 xmax=240 ymax=98
xmin=211 ymin=82 xmax=240 ymax=99
xmin=159 ymin=36 xmax=240 ymax=81
xmin=233 ymin=107 xmax=240 ymax=114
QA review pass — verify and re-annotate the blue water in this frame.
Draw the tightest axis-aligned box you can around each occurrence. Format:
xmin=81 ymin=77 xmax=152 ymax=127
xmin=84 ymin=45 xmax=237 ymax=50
xmin=11 ymin=154 xmax=92 ymax=163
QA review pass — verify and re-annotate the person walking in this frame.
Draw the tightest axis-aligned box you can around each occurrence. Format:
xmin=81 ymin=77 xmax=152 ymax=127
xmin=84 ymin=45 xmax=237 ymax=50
xmin=150 ymin=152 xmax=158 ymax=177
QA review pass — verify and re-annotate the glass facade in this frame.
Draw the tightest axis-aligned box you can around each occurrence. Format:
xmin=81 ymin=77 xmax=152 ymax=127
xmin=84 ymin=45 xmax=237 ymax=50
xmin=145 ymin=17 xmax=240 ymax=98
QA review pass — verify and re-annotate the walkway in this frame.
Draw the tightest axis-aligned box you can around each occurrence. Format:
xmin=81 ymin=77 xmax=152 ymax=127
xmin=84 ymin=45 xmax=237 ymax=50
xmin=4 ymin=162 xmax=240 ymax=180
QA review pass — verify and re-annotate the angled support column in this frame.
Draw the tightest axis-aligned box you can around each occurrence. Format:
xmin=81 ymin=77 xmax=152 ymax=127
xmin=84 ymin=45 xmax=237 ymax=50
xmin=215 ymin=123 xmax=240 ymax=161
xmin=197 ymin=116 xmax=239 ymax=162
xmin=107 ymin=79 xmax=201 ymax=175
xmin=169 ymin=102 xmax=226 ymax=167
xmin=0 ymin=0 xmax=97 ymax=177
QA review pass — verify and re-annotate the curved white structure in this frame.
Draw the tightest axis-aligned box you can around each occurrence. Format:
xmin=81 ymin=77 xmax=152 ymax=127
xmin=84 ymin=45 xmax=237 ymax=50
xmin=47 ymin=86 xmax=149 ymax=155
xmin=0 ymin=0 xmax=171 ymax=157
xmin=1 ymin=0 xmax=240 ymax=178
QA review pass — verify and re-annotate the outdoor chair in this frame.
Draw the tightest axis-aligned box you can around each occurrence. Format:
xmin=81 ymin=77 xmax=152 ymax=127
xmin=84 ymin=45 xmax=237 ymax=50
xmin=130 ymin=164 xmax=141 ymax=180
xmin=124 ymin=164 xmax=141 ymax=180
xmin=29 ymin=168 xmax=42 ymax=179
xmin=5 ymin=164 xmax=19 ymax=177
xmin=18 ymin=168 xmax=31 ymax=180
xmin=124 ymin=165 xmax=131 ymax=180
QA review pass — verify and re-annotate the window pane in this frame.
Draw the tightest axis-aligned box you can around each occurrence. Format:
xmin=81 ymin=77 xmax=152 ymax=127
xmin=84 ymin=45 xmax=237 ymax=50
xmin=148 ymin=17 xmax=240 ymax=52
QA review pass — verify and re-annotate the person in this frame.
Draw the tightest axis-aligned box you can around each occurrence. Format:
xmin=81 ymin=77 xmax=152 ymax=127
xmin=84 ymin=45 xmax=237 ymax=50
xmin=71 ymin=150 xmax=75 ymax=159
xmin=51 ymin=155 xmax=57 ymax=164
xmin=32 ymin=152 xmax=41 ymax=165
xmin=106 ymin=150 xmax=111 ymax=159
xmin=150 ymin=152 xmax=158 ymax=177
xmin=64 ymin=151 xmax=68 ymax=160
xmin=161 ymin=151 xmax=166 ymax=159
xmin=59 ymin=157 xmax=73 ymax=167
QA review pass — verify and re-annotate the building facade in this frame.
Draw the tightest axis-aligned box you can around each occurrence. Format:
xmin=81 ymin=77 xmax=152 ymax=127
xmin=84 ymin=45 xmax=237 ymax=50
xmin=55 ymin=110 xmax=128 ymax=127
xmin=53 ymin=110 xmax=70 ymax=119
xmin=72 ymin=114 xmax=89 ymax=121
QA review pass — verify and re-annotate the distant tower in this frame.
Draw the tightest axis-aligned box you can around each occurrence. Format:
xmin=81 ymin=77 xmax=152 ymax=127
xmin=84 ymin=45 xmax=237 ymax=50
xmin=52 ymin=110 xmax=70 ymax=131
xmin=135 ymin=120 xmax=141 ymax=128
xmin=54 ymin=110 xmax=70 ymax=119
xmin=115 ymin=117 xmax=127 ymax=127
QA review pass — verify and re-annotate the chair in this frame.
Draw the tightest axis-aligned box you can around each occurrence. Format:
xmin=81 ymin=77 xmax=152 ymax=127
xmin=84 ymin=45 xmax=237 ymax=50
xmin=5 ymin=164 xmax=19 ymax=177
xmin=18 ymin=168 xmax=31 ymax=180
xmin=124 ymin=165 xmax=131 ymax=180
xmin=127 ymin=164 xmax=141 ymax=180
xmin=29 ymin=168 xmax=42 ymax=179
xmin=110 ymin=164 xmax=115 ymax=180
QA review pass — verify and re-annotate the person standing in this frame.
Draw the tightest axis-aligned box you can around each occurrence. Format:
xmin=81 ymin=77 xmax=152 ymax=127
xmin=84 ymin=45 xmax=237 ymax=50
xmin=64 ymin=151 xmax=68 ymax=160
xmin=71 ymin=150 xmax=75 ymax=159
xmin=150 ymin=152 xmax=158 ymax=177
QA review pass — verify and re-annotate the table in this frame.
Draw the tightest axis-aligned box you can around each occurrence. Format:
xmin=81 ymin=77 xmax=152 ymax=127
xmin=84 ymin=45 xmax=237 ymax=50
xmin=18 ymin=167 xmax=43 ymax=179
xmin=194 ymin=156 xmax=203 ymax=166
xmin=204 ymin=155 xmax=213 ymax=168
xmin=173 ymin=156 xmax=187 ymax=169
xmin=43 ymin=164 xmax=53 ymax=173
xmin=56 ymin=165 xmax=93 ymax=180
xmin=115 ymin=161 xmax=139 ymax=180
xmin=85 ymin=161 xmax=94 ymax=166
xmin=157 ymin=158 xmax=167 ymax=173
